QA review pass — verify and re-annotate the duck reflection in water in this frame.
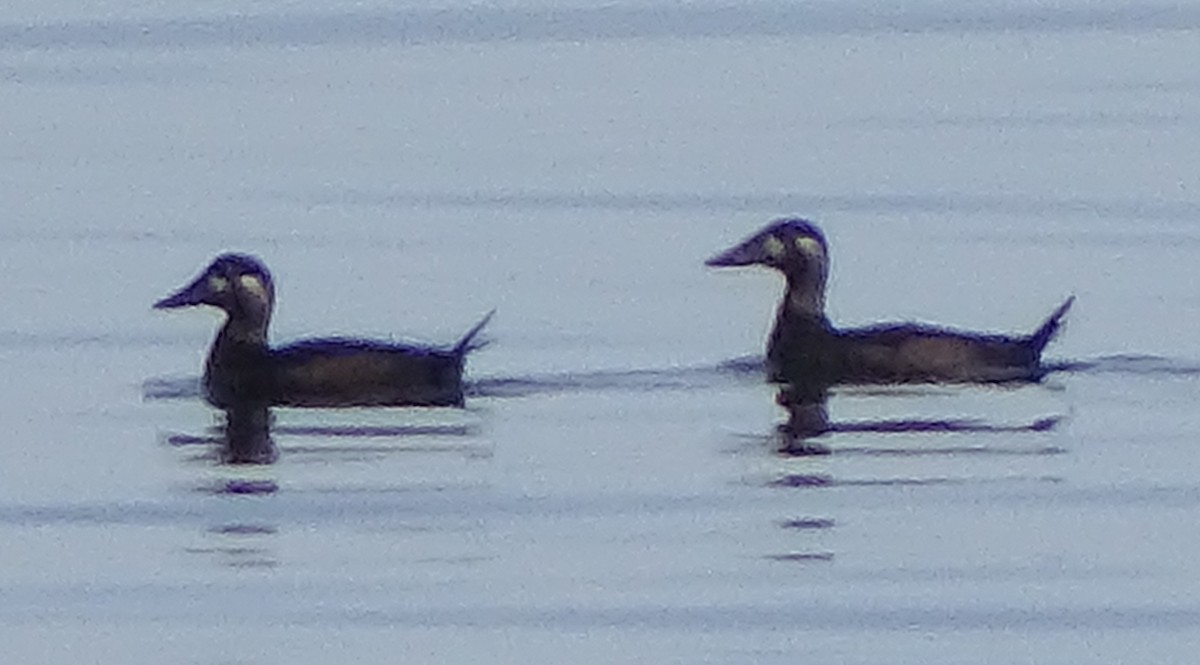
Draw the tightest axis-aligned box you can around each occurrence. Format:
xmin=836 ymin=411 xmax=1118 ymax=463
xmin=156 ymin=253 xmax=492 ymax=464
xmin=775 ymin=382 xmax=834 ymax=455
xmin=707 ymin=218 xmax=1073 ymax=454
xmin=221 ymin=403 xmax=277 ymax=465
xmin=773 ymin=381 xmax=1065 ymax=456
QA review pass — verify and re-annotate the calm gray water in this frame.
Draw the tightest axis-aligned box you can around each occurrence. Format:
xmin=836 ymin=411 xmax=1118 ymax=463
xmin=3 ymin=2 xmax=1200 ymax=662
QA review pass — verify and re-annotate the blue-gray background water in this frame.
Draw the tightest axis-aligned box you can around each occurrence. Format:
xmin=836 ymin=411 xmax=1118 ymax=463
xmin=3 ymin=1 xmax=1200 ymax=662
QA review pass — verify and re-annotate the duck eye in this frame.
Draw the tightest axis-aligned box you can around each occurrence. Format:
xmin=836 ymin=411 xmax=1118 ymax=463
xmin=763 ymin=235 xmax=786 ymax=259
xmin=794 ymin=236 xmax=823 ymax=256
xmin=238 ymin=274 xmax=269 ymax=302
xmin=208 ymin=276 xmax=229 ymax=292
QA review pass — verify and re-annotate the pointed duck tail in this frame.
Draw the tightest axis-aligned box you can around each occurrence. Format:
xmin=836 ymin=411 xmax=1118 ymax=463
xmin=1027 ymin=296 xmax=1074 ymax=354
xmin=453 ymin=309 xmax=496 ymax=356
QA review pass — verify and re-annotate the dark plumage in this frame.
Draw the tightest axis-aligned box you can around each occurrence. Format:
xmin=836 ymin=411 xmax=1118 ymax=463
xmin=155 ymin=253 xmax=492 ymax=408
xmin=706 ymin=219 xmax=1073 ymax=385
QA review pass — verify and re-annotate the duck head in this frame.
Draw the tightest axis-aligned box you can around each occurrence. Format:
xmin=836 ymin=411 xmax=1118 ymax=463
xmin=155 ymin=253 xmax=276 ymax=339
xmin=706 ymin=218 xmax=828 ymax=272
xmin=707 ymin=218 xmax=830 ymax=316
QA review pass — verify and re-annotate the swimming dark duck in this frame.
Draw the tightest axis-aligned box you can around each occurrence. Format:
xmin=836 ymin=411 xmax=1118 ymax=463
xmin=706 ymin=219 xmax=1073 ymax=385
xmin=155 ymin=253 xmax=493 ymax=408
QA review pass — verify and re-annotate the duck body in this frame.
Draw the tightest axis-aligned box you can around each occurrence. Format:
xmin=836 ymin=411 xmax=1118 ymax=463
xmin=768 ymin=305 xmax=1071 ymax=385
xmin=708 ymin=219 xmax=1072 ymax=387
xmin=204 ymin=335 xmax=481 ymax=408
xmin=157 ymin=253 xmax=492 ymax=408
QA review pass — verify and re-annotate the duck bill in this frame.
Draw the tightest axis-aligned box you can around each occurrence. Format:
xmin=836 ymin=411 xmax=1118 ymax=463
xmin=705 ymin=238 xmax=765 ymax=267
xmin=154 ymin=276 xmax=209 ymax=309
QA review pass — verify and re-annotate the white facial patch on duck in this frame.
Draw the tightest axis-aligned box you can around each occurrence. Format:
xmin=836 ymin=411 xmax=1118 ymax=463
xmin=762 ymin=235 xmax=786 ymax=259
xmin=793 ymin=236 xmax=825 ymax=258
xmin=238 ymin=274 xmax=270 ymax=304
xmin=208 ymin=276 xmax=229 ymax=292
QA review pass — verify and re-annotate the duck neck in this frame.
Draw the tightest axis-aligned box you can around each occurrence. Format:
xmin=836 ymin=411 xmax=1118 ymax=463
xmin=766 ymin=270 xmax=835 ymax=384
xmin=205 ymin=312 xmax=272 ymax=408
xmin=215 ymin=310 xmax=270 ymax=348
xmin=208 ymin=312 xmax=271 ymax=375
xmin=779 ymin=270 xmax=828 ymax=324
xmin=768 ymin=271 xmax=830 ymax=366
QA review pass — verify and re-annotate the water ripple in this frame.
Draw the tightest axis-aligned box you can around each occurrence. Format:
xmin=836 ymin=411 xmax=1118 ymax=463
xmin=142 ymin=353 xmax=1200 ymax=408
xmin=286 ymin=187 xmax=1200 ymax=224
xmin=1057 ymin=354 xmax=1200 ymax=377
xmin=3 ymin=3 xmax=1199 ymax=51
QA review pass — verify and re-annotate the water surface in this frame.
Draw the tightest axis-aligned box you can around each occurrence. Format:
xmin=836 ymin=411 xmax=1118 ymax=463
xmin=2 ymin=2 xmax=1200 ymax=663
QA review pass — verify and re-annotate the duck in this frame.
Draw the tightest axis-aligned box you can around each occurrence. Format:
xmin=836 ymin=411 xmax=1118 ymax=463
xmin=706 ymin=218 xmax=1073 ymax=386
xmin=155 ymin=253 xmax=493 ymax=408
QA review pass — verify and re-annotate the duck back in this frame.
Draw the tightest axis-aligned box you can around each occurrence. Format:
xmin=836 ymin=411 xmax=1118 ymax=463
xmin=834 ymin=324 xmax=1044 ymax=383
xmin=768 ymin=297 xmax=1074 ymax=386
xmin=269 ymin=339 xmax=467 ymax=407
